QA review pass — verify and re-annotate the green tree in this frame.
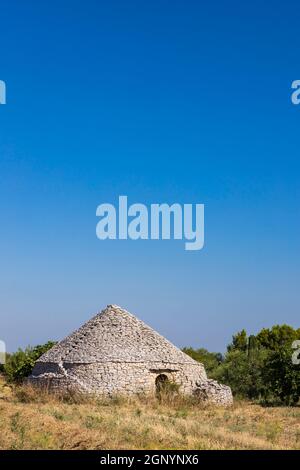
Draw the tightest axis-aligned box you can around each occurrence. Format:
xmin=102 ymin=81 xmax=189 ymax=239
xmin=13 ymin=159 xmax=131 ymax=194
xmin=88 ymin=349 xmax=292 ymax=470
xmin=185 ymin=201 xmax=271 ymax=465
xmin=256 ymin=325 xmax=300 ymax=351
xmin=212 ymin=325 xmax=299 ymax=405
xmin=182 ymin=347 xmax=223 ymax=374
xmin=3 ymin=341 xmax=56 ymax=383
xmin=227 ymin=329 xmax=248 ymax=352
xmin=263 ymin=344 xmax=300 ymax=405
xmin=212 ymin=348 xmax=270 ymax=400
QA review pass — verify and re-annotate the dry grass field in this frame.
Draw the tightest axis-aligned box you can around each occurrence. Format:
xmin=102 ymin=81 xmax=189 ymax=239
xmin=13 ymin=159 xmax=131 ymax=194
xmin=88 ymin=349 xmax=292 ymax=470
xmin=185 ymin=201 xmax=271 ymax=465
xmin=0 ymin=375 xmax=299 ymax=450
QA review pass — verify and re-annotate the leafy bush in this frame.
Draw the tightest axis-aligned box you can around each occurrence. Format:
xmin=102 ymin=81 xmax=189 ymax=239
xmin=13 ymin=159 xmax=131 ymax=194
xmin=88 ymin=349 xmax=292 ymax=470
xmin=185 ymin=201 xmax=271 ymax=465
xmin=256 ymin=325 xmax=300 ymax=351
xmin=263 ymin=345 xmax=300 ymax=405
xmin=183 ymin=324 xmax=300 ymax=405
xmin=182 ymin=347 xmax=223 ymax=374
xmin=212 ymin=349 xmax=271 ymax=400
xmin=3 ymin=341 xmax=56 ymax=383
xmin=227 ymin=329 xmax=248 ymax=352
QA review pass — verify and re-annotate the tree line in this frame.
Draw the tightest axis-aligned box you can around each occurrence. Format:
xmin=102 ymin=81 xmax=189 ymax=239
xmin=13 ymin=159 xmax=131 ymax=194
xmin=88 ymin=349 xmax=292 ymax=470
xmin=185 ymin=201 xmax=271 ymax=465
xmin=183 ymin=324 xmax=300 ymax=405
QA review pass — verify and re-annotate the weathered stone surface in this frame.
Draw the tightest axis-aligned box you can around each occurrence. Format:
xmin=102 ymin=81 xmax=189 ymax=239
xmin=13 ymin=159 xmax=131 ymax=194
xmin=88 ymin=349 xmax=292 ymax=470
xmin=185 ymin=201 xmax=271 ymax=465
xmin=37 ymin=305 xmax=197 ymax=365
xmin=194 ymin=379 xmax=233 ymax=406
xmin=28 ymin=305 xmax=232 ymax=406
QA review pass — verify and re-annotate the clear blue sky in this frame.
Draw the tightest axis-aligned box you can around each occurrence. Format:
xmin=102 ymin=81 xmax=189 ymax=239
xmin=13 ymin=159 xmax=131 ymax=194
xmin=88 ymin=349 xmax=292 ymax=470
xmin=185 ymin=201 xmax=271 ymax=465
xmin=0 ymin=0 xmax=299 ymax=353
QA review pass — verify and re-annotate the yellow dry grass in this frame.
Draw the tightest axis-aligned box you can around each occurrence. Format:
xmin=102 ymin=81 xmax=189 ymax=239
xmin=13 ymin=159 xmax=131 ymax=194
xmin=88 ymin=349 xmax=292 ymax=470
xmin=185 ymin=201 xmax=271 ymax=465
xmin=0 ymin=376 xmax=299 ymax=450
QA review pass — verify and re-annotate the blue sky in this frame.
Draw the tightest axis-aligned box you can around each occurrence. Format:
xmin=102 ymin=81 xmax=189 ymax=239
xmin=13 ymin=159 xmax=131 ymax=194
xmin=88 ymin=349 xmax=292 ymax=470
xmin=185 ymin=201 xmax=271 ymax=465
xmin=0 ymin=0 xmax=299 ymax=353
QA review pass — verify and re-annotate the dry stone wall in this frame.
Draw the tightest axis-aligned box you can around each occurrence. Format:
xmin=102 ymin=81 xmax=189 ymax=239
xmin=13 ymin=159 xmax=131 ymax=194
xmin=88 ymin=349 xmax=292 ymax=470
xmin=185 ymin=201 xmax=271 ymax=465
xmin=30 ymin=361 xmax=207 ymax=396
xmin=194 ymin=379 xmax=233 ymax=406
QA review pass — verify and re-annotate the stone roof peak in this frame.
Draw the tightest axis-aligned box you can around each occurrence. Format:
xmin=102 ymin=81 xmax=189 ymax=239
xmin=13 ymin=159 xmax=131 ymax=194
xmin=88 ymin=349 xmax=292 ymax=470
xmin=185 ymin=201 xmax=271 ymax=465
xmin=37 ymin=305 xmax=198 ymax=366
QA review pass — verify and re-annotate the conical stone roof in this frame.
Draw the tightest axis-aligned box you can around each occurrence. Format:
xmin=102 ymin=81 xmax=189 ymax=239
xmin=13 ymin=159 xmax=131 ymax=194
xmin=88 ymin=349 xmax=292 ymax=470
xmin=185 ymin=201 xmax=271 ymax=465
xmin=38 ymin=305 xmax=197 ymax=365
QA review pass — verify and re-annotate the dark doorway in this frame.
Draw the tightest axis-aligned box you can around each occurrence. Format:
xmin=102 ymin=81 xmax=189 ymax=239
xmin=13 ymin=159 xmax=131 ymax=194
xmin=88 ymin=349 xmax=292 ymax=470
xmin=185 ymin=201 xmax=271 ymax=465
xmin=155 ymin=374 xmax=169 ymax=397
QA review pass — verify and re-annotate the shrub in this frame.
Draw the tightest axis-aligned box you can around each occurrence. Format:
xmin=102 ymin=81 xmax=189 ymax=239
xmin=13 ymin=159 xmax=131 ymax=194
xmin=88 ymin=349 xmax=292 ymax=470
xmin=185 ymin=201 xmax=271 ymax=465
xmin=211 ymin=349 xmax=270 ymax=401
xmin=3 ymin=341 xmax=56 ymax=383
xmin=156 ymin=379 xmax=180 ymax=405
xmin=183 ymin=324 xmax=300 ymax=406
xmin=263 ymin=345 xmax=300 ymax=406
xmin=182 ymin=347 xmax=223 ymax=374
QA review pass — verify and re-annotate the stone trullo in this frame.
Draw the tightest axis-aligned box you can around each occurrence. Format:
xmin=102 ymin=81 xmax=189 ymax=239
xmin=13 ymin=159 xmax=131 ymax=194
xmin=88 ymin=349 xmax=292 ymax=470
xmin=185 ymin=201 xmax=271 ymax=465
xmin=28 ymin=305 xmax=232 ymax=405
